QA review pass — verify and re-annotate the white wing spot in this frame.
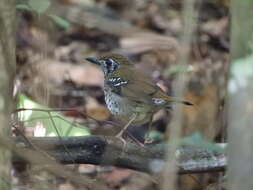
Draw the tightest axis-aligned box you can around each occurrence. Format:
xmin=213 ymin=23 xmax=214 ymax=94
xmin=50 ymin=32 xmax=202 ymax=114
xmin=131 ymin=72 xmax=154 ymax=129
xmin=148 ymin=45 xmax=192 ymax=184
xmin=108 ymin=77 xmax=128 ymax=86
xmin=152 ymin=98 xmax=165 ymax=105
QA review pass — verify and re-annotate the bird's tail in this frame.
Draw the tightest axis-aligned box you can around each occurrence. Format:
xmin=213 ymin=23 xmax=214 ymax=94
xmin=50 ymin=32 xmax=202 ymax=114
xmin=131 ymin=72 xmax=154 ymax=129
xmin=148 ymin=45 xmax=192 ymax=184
xmin=162 ymin=95 xmax=194 ymax=106
xmin=168 ymin=97 xmax=194 ymax=106
xmin=153 ymin=91 xmax=193 ymax=107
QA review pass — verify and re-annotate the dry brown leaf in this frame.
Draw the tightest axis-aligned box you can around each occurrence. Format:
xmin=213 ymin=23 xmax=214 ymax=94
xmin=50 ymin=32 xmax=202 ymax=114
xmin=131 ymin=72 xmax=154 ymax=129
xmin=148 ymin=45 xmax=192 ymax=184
xmin=37 ymin=59 xmax=104 ymax=87
xmin=85 ymin=97 xmax=111 ymax=120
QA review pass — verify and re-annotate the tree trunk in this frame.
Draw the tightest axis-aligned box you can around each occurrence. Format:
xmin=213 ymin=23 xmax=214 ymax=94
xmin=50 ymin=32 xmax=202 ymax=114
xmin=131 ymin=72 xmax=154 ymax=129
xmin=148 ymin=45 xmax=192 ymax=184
xmin=0 ymin=0 xmax=16 ymax=189
xmin=228 ymin=1 xmax=253 ymax=189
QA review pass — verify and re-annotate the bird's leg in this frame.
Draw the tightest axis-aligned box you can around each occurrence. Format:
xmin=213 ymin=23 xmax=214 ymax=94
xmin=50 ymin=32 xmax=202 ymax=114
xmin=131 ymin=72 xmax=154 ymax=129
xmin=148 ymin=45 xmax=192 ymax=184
xmin=126 ymin=131 xmax=145 ymax=147
xmin=144 ymin=114 xmax=154 ymax=144
xmin=116 ymin=113 xmax=137 ymax=145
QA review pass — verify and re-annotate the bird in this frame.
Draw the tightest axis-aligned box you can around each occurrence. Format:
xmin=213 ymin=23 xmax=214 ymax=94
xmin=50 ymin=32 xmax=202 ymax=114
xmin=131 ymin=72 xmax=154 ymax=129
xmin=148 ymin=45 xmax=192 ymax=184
xmin=86 ymin=54 xmax=193 ymax=144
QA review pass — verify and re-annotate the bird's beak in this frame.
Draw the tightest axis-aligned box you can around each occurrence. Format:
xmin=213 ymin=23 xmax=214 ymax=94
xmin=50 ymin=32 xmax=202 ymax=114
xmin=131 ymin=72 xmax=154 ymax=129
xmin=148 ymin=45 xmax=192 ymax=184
xmin=85 ymin=57 xmax=100 ymax=65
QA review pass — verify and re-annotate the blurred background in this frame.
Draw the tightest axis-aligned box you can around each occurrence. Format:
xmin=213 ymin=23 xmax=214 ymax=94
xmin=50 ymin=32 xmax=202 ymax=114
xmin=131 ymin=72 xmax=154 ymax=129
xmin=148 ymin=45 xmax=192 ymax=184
xmin=15 ymin=0 xmax=229 ymax=189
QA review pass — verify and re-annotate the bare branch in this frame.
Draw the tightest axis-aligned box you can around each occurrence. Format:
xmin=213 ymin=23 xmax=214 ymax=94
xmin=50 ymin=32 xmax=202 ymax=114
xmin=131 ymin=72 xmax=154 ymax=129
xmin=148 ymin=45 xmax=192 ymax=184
xmin=14 ymin=136 xmax=226 ymax=174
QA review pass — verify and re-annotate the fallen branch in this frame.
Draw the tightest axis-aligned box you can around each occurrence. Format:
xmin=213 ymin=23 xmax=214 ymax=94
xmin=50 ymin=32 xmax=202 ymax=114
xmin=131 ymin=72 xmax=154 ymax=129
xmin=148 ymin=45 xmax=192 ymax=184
xmin=14 ymin=136 xmax=226 ymax=174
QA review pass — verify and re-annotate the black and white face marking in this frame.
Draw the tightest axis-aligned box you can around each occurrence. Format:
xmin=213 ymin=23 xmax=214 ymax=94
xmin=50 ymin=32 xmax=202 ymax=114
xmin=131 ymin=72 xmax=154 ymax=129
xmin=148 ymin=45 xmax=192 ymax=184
xmin=100 ymin=58 xmax=119 ymax=75
xmin=106 ymin=77 xmax=128 ymax=96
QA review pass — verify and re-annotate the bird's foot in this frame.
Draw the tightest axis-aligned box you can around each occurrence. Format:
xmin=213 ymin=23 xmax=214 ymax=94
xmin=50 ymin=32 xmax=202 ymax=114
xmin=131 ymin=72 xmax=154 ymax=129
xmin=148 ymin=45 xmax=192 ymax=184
xmin=144 ymin=137 xmax=154 ymax=145
xmin=115 ymin=132 xmax=127 ymax=150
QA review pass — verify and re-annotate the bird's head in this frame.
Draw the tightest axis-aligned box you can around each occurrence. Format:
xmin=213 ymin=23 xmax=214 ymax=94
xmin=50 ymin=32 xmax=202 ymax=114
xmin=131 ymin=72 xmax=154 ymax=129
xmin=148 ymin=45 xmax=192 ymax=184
xmin=85 ymin=54 xmax=132 ymax=75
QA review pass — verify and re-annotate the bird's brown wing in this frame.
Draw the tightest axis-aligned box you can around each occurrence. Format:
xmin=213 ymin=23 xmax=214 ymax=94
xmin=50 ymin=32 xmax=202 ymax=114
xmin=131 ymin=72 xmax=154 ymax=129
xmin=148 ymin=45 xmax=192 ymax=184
xmin=119 ymin=68 xmax=192 ymax=106
xmin=119 ymin=68 xmax=165 ymax=104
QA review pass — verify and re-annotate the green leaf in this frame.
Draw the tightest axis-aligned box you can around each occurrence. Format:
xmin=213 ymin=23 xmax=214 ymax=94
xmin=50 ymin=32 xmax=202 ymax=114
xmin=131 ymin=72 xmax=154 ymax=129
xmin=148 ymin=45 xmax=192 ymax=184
xmin=16 ymin=4 xmax=32 ymax=11
xmin=229 ymin=54 xmax=253 ymax=94
xmin=28 ymin=0 xmax=50 ymax=14
xmin=48 ymin=15 xmax=71 ymax=29
xmin=17 ymin=94 xmax=90 ymax=137
xmin=182 ymin=132 xmax=202 ymax=143
xmin=147 ymin=131 xmax=164 ymax=141
xmin=180 ymin=132 xmax=224 ymax=152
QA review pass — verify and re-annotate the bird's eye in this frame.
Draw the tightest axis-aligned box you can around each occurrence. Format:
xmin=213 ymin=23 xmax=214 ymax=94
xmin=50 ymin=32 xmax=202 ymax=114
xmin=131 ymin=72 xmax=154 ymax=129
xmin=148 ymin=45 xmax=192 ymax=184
xmin=100 ymin=59 xmax=113 ymax=67
xmin=105 ymin=59 xmax=113 ymax=66
xmin=100 ymin=58 xmax=118 ymax=74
